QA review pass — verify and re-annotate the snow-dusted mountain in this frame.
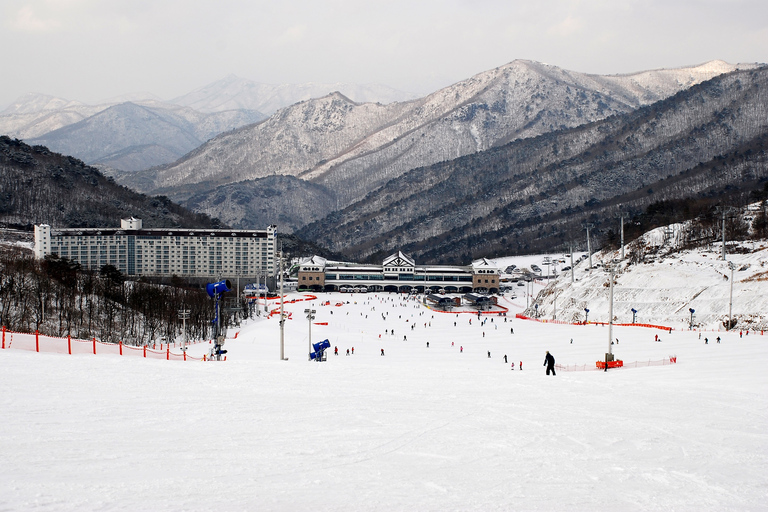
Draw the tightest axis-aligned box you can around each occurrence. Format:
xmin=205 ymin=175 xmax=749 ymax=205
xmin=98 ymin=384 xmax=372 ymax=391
xmin=171 ymin=74 xmax=419 ymax=114
xmin=296 ymin=65 xmax=768 ymax=262
xmin=28 ymin=101 xmax=265 ymax=172
xmin=0 ymin=92 xmax=85 ymax=115
xmin=119 ymin=60 xmax=759 ymax=211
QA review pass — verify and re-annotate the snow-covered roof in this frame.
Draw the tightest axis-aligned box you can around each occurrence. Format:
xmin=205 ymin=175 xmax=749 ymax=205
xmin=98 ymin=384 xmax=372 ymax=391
xmin=383 ymin=251 xmax=415 ymax=267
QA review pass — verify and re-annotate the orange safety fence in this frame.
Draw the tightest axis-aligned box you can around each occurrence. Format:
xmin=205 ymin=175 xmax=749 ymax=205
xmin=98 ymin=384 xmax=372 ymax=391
xmin=555 ymin=356 xmax=678 ymax=372
xmin=515 ymin=314 xmax=672 ymax=331
xmin=0 ymin=326 xmax=207 ymax=361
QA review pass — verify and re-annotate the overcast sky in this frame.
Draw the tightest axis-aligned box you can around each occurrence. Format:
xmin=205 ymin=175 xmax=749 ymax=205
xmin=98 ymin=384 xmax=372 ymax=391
xmin=1 ymin=0 xmax=767 ymax=107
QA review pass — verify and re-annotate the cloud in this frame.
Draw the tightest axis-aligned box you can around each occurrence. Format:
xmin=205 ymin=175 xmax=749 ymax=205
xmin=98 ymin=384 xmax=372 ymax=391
xmin=9 ymin=5 xmax=61 ymax=32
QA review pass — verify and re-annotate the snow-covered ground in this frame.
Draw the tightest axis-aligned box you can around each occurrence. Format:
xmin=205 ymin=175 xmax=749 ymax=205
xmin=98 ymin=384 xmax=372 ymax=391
xmin=514 ymin=227 xmax=768 ymax=331
xmin=2 ymin=286 xmax=767 ymax=511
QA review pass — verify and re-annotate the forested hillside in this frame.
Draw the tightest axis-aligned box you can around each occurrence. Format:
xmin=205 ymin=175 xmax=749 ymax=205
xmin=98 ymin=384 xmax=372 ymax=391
xmin=298 ymin=67 xmax=768 ymax=263
xmin=0 ymin=136 xmax=220 ymax=229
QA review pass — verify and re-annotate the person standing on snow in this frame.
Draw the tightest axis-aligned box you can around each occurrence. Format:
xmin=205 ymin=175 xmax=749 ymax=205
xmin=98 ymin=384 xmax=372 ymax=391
xmin=544 ymin=351 xmax=556 ymax=376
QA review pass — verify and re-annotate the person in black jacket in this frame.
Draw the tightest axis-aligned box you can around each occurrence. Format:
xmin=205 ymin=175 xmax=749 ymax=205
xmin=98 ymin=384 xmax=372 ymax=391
xmin=544 ymin=351 xmax=556 ymax=376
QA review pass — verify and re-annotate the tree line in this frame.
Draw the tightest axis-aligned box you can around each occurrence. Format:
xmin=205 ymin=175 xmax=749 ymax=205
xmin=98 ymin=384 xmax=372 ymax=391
xmin=0 ymin=246 xmax=237 ymax=345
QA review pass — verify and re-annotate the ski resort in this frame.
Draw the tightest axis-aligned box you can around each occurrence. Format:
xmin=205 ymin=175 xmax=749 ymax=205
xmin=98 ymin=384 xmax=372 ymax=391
xmin=3 ymin=223 xmax=768 ymax=511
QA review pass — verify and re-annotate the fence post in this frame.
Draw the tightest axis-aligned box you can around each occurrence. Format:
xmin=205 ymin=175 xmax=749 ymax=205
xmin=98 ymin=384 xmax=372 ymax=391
xmin=166 ymin=347 xmax=169 ymax=360
xmin=35 ymin=330 xmax=39 ymax=352
xmin=143 ymin=345 xmax=146 ymax=358
xmin=67 ymin=334 xmax=71 ymax=355
xmin=119 ymin=341 xmax=122 ymax=356
xmin=2 ymin=326 xmax=5 ymax=349
xmin=183 ymin=350 xmax=186 ymax=361
xmin=93 ymin=337 xmax=96 ymax=355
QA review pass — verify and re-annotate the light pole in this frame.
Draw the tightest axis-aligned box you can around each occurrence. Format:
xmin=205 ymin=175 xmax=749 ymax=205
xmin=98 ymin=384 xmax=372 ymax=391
xmin=552 ymin=286 xmax=558 ymax=321
xmin=279 ymin=248 xmax=287 ymax=361
xmin=631 ymin=308 xmax=637 ymax=324
xmin=178 ymin=308 xmax=190 ymax=352
xmin=602 ymin=263 xmax=618 ymax=372
xmin=305 ymin=308 xmax=316 ymax=360
xmin=728 ymin=261 xmax=735 ymax=330
xmin=584 ymin=308 xmax=589 ymax=324
xmin=619 ymin=213 xmax=627 ymax=259
xmin=607 ymin=264 xmax=615 ymax=358
xmin=584 ymin=224 xmax=594 ymax=270
xmin=689 ymin=308 xmax=695 ymax=330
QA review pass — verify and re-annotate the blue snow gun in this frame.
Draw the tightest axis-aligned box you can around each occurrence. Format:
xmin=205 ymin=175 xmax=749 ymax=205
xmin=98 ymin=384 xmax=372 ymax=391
xmin=310 ymin=339 xmax=331 ymax=361
xmin=206 ymin=280 xmax=232 ymax=297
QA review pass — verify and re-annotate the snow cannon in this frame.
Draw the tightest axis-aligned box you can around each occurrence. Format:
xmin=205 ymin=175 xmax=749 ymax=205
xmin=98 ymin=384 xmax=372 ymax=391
xmin=310 ymin=339 xmax=331 ymax=361
xmin=206 ymin=280 xmax=232 ymax=297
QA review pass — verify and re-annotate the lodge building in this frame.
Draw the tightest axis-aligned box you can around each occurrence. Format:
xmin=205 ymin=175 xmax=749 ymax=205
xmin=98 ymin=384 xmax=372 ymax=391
xmin=34 ymin=217 xmax=277 ymax=278
xmin=298 ymin=251 xmax=500 ymax=293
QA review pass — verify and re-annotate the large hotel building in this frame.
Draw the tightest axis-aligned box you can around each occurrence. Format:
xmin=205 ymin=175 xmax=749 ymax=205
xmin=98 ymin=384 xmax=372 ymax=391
xmin=34 ymin=217 xmax=277 ymax=278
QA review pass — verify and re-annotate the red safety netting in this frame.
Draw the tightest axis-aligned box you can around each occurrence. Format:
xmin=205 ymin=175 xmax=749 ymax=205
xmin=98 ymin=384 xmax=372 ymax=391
xmin=555 ymin=356 xmax=678 ymax=372
xmin=0 ymin=326 xmax=207 ymax=362
xmin=515 ymin=313 xmax=672 ymax=331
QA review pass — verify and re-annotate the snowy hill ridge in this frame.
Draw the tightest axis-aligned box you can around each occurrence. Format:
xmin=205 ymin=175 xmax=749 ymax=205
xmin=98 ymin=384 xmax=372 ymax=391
xmin=524 ymin=217 xmax=768 ymax=332
xmin=118 ymin=60 xmax=754 ymax=208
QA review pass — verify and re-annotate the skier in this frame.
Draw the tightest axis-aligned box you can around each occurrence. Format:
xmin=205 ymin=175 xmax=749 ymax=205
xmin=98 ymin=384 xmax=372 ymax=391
xmin=716 ymin=336 xmax=721 ymax=343
xmin=544 ymin=351 xmax=556 ymax=376
xmin=334 ymin=346 xmax=339 ymax=356
xmin=504 ymin=354 xmax=508 ymax=363
xmin=426 ymin=341 xmax=429 ymax=348
xmin=487 ymin=351 xmax=491 ymax=358
xmin=381 ymin=348 xmax=385 ymax=356
xmin=460 ymin=346 xmax=463 ymax=353
xmin=346 ymin=349 xmax=350 ymax=356
xmin=519 ymin=361 xmax=523 ymax=371
xmin=351 ymin=347 xmax=355 ymax=354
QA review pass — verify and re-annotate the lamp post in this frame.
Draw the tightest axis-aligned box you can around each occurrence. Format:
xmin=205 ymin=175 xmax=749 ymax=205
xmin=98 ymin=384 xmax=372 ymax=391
xmin=178 ymin=308 xmax=190 ymax=352
xmin=305 ymin=308 xmax=316 ymax=360
xmin=584 ymin=224 xmax=594 ymax=270
xmin=607 ymin=264 xmax=615 ymax=360
xmin=631 ymin=308 xmax=637 ymax=324
xmin=689 ymin=308 xmax=695 ymax=330
xmin=728 ymin=261 xmax=735 ymax=330
xmin=584 ymin=308 xmax=589 ymax=324
xmin=552 ymin=286 xmax=558 ymax=321
xmin=279 ymin=248 xmax=287 ymax=361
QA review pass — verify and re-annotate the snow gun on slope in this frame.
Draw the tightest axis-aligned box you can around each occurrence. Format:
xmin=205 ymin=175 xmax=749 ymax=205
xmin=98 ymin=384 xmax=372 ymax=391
xmin=309 ymin=339 xmax=331 ymax=361
xmin=207 ymin=280 xmax=231 ymax=361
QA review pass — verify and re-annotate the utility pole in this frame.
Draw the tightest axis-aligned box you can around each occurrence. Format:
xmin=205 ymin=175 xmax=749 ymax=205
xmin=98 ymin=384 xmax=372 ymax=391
xmin=552 ymin=286 xmax=558 ymax=321
xmin=279 ymin=247 xmax=287 ymax=361
xmin=620 ymin=213 xmax=626 ymax=259
xmin=178 ymin=308 xmax=190 ymax=352
xmin=728 ymin=261 xmax=735 ymax=330
xmin=584 ymin=224 xmax=594 ymax=270
xmin=305 ymin=308 xmax=316 ymax=359
xmin=722 ymin=209 xmax=727 ymax=260
xmin=605 ymin=262 xmax=616 ymax=372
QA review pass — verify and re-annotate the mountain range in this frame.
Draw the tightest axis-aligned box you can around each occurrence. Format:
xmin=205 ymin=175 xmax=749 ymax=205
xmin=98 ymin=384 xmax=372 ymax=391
xmin=0 ymin=77 xmax=416 ymax=172
xmin=112 ymin=60 xmax=763 ymax=235
xmin=5 ymin=59 xmax=767 ymax=264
